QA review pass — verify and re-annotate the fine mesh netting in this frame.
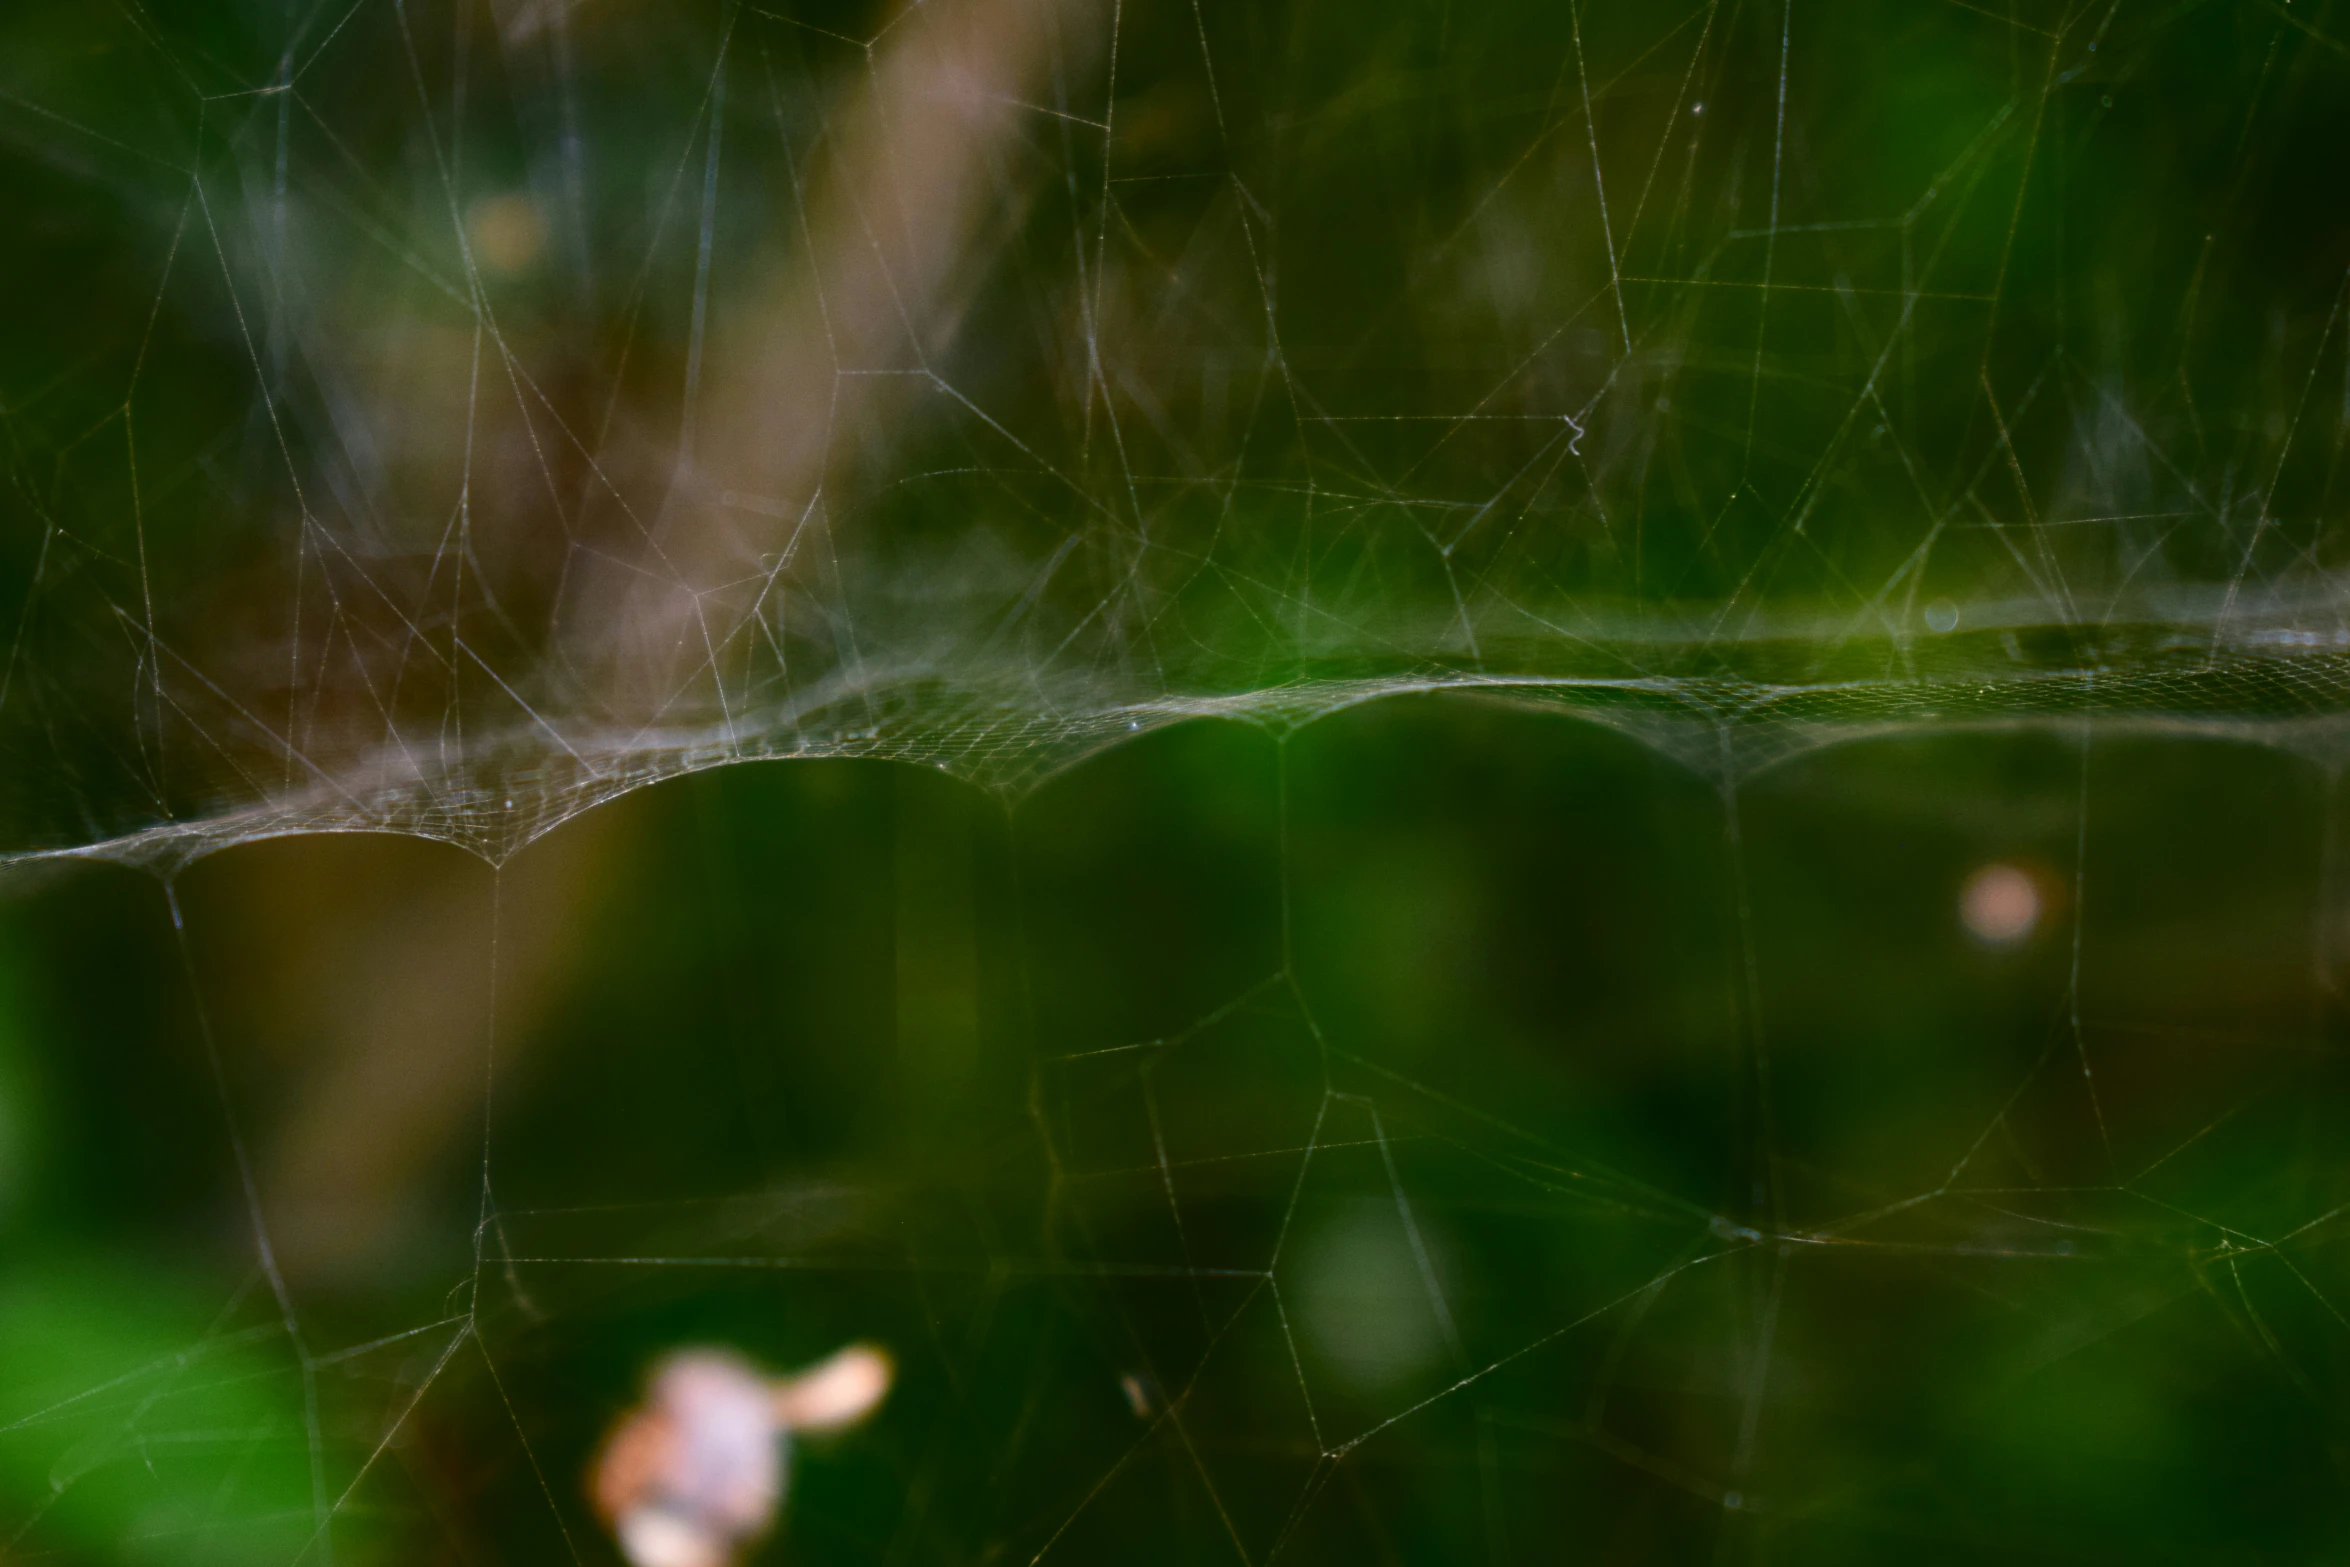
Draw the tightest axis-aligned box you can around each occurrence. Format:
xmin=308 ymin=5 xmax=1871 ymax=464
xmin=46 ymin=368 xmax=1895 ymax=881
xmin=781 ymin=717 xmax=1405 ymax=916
xmin=2 ymin=0 xmax=2347 ymax=865
xmin=7 ymin=0 xmax=2350 ymax=1562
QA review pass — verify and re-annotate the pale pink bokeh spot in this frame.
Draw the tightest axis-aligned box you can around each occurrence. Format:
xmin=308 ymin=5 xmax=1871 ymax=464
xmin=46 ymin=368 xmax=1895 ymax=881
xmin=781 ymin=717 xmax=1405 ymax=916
xmin=591 ymin=1344 xmax=893 ymax=1567
xmin=1960 ymin=863 xmax=2040 ymax=946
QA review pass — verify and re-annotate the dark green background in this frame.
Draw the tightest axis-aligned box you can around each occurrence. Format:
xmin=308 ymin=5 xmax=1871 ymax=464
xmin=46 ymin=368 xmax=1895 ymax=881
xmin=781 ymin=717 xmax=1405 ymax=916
xmin=7 ymin=0 xmax=2350 ymax=1560
xmin=8 ymin=710 xmax=2350 ymax=1562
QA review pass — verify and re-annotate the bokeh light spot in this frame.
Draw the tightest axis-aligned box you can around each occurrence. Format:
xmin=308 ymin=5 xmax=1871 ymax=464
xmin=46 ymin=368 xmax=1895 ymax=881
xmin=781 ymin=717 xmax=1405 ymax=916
xmin=1960 ymin=862 xmax=2040 ymax=946
xmin=466 ymin=191 xmax=547 ymax=276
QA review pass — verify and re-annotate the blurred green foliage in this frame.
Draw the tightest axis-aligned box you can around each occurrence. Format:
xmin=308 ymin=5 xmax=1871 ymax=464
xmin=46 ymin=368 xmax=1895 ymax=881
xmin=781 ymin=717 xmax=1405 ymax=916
xmin=6 ymin=0 xmax=2350 ymax=1561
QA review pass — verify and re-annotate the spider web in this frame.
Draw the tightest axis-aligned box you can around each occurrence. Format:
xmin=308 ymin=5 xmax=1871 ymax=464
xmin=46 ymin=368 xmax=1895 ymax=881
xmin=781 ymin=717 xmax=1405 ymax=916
xmin=4 ymin=0 xmax=2350 ymax=1560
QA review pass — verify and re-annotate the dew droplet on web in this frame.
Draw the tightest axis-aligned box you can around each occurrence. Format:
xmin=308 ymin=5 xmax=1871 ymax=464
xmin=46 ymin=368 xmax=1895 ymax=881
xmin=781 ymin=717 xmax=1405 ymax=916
xmin=1959 ymin=863 xmax=2039 ymax=946
xmin=1924 ymin=599 xmax=1961 ymax=633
